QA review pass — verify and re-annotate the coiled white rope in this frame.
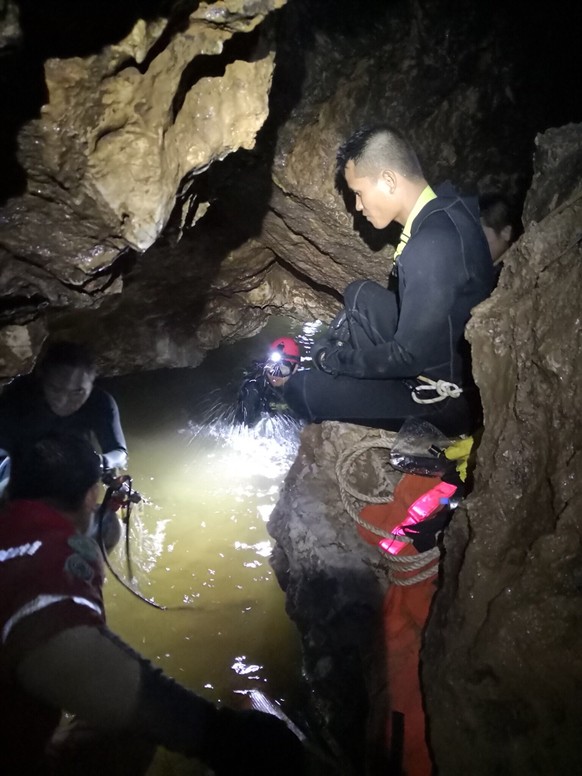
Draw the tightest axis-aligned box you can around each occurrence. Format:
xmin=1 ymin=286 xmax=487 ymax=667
xmin=335 ymin=432 xmax=441 ymax=586
xmin=383 ymin=545 xmax=441 ymax=585
xmin=335 ymin=436 xmax=406 ymax=542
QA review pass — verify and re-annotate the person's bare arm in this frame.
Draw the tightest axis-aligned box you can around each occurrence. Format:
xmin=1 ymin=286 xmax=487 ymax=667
xmin=16 ymin=625 xmax=307 ymax=774
xmin=17 ymin=625 xmax=140 ymax=727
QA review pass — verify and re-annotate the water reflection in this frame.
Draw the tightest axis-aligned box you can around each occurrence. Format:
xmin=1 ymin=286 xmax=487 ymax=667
xmin=101 ymin=319 xmax=314 ymax=774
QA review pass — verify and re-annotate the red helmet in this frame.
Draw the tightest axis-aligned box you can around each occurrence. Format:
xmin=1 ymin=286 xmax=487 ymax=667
xmin=268 ymin=337 xmax=300 ymax=365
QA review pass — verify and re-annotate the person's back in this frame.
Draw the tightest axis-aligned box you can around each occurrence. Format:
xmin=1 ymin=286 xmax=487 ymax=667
xmin=0 ymin=434 xmax=105 ymax=771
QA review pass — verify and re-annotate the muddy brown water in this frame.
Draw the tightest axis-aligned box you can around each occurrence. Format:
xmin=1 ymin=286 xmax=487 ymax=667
xmin=101 ymin=319 xmax=320 ymax=774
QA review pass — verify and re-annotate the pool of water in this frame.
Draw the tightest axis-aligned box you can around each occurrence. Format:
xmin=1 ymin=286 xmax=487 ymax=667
xmin=101 ymin=318 xmax=318 ymax=773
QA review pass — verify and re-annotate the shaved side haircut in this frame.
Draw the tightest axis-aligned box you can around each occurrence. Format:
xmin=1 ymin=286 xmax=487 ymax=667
xmin=337 ymin=125 xmax=424 ymax=182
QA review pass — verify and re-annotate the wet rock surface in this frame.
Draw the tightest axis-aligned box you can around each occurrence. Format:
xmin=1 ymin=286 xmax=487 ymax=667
xmin=423 ymin=122 xmax=582 ymax=775
xmin=1 ymin=0 xmax=285 ymax=373
xmin=268 ymin=420 xmax=398 ymax=771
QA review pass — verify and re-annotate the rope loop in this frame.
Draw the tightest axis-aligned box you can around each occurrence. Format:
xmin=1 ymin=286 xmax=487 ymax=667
xmin=412 ymin=376 xmax=463 ymax=405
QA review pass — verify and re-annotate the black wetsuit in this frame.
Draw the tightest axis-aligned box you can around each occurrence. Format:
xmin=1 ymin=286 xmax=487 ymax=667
xmin=0 ymin=374 xmax=127 ymax=468
xmin=283 ymin=183 xmax=495 ymax=436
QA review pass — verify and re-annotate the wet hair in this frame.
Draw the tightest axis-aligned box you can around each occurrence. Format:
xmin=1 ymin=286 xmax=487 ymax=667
xmin=336 ymin=124 xmax=424 ymax=181
xmin=479 ymin=192 xmax=516 ymax=235
xmin=39 ymin=341 xmax=97 ymax=376
xmin=8 ymin=433 xmax=101 ymax=511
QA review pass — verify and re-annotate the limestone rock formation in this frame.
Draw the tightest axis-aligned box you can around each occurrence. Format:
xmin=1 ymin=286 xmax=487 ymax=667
xmin=268 ymin=420 xmax=397 ymax=771
xmin=423 ymin=122 xmax=582 ymax=775
xmin=0 ymin=0 xmax=285 ymax=376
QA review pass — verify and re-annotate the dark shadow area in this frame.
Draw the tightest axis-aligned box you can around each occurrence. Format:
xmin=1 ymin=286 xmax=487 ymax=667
xmin=0 ymin=292 xmax=50 ymax=326
xmin=14 ymin=0 xmax=199 ymax=58
xmin=0 ymin=46 xmax=47 ymax=202
xmin=0 ymin=0 xmax=202 ymax=203
xmin=494 ymin=0 xmax=582 ymax=130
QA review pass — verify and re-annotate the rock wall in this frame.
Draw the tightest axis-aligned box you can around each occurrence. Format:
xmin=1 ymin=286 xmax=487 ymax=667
xmin=423 ymin=123 xmax=582 ymax=774
xmin=268 ymin=421 xmax=398 ymax=772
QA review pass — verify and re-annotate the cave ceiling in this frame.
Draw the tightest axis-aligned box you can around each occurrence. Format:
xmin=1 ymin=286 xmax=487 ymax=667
xmin=0 ymin=0 xmax=580 ymax=376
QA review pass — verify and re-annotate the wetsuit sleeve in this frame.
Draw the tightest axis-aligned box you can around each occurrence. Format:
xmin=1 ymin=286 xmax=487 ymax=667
xmin=93 ymin=391 xmax=128 ymax=470
xmin=322 ymin=225 xmax=468 ymax=379
xmin=17 ymin=625 xmax=306 ymax=774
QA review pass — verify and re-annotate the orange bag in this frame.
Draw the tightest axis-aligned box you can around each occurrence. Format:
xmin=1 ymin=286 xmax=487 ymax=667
xmin=359 ymin=474 xmax=440 ymax=776
xmin=357 ymin=474 xmax=439 ymax=547
xmin=383 ymin=576 xmax=435 ymax=775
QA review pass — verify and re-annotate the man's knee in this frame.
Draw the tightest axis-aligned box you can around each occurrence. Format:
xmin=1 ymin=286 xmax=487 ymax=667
xmin=343 ymin=279 xmax=370 ymax=306
xmin=284 ymin=372 xmax=319 ymax=422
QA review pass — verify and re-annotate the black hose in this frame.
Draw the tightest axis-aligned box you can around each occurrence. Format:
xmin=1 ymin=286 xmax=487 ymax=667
xmin=96 ymin=485 xmax=194 ymax=613
xmin=123 ymin=479 xmax=134 ymax=582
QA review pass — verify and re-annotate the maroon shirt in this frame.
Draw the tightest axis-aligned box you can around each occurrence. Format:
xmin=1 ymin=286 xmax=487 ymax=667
xmin=0 ymin=500 xmax=105 ymax=768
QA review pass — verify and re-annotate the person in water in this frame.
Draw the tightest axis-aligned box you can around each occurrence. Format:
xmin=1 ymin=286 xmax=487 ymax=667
xmin=0 ymin=432 xmax=306 ymax=775
xmin=234 ymin=337 xmax=301 ymax=426
xmin=0 ymin=339 xmax=127 ymax=471
xmin=270 ymin=124 xmax=494 ymax=437
xmin=0 ymin=340 xmax=127 ymax=549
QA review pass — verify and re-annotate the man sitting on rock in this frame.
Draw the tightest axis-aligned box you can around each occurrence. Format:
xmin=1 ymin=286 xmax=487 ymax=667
xmin=270 ymin=124 xmax=494 ymax=437
xmin=0 ymin=432 xmax=306 ymax=775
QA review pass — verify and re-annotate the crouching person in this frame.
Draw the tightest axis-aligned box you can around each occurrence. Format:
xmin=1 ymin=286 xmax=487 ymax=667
xmin=0 ymin=433 xmax=306 ymax=775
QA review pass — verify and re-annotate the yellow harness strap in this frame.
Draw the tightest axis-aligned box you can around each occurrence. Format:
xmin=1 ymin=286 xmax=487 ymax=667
xmin=393 ymin=184 xmax=437 ymax=260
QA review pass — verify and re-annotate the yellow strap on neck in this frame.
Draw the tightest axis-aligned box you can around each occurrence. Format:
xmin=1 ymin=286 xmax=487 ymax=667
xmin=393 ymin=185 xmax=437 ymax=260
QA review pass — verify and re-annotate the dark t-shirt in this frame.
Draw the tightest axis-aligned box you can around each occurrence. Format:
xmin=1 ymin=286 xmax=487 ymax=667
xmin=0 ymin=374 xmax=127 ymax=465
